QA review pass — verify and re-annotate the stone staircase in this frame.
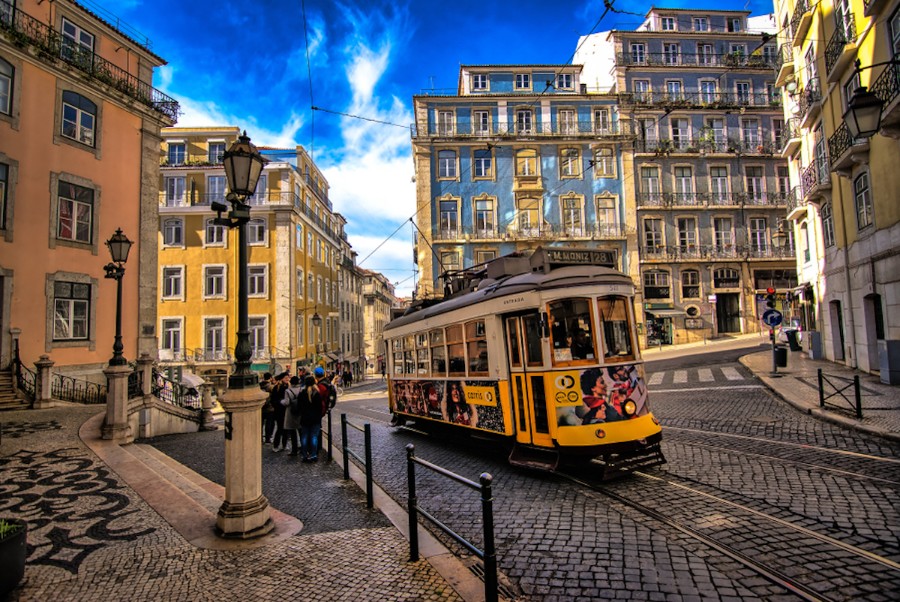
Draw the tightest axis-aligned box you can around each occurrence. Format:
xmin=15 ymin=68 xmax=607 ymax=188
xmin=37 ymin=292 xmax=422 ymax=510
xmin=0 ymin=369 xmax=30 ymax=411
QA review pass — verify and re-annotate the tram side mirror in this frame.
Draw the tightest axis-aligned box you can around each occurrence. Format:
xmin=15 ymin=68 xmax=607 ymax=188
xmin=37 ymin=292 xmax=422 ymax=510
xmin=541 ymin=312 xmax=550 ymax=338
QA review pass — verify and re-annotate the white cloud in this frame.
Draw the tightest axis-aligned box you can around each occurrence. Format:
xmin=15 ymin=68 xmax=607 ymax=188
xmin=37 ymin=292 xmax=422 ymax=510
xmin=348 ymin=234 xmax=417 ymax=297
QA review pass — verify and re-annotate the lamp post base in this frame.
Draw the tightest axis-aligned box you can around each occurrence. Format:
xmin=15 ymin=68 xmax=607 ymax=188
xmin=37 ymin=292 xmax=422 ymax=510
xmin=215 ymin=495 xmax=274 ymax=539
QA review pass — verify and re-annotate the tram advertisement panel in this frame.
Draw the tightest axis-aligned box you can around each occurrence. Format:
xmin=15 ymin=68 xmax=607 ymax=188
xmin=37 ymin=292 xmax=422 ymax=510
xmin=554 ymin=363 xmax=649 ymax=427
xmin=391 ymin=379 xmax=506 ymax=433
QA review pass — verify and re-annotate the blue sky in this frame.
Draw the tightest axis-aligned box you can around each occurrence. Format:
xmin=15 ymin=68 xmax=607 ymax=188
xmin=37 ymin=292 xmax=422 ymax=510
xmin=101 ymin=0 xmax=776 ymax=296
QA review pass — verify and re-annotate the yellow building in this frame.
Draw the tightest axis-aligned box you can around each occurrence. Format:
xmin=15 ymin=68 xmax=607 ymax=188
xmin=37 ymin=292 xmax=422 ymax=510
xmin=362 ymin=269 xmax=396 ymax=376
xmin=775 ymin=0 xmax=900 ymax=379
xmin=158 ymin=127 xmax=347 ymax=386
xmin=0 ymin=0 xmax=176 ymax=380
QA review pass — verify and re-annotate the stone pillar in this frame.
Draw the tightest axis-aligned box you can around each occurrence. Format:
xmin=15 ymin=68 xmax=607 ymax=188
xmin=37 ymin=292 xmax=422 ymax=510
xmin=102 ymin=364 xmax=133 ymax=444
xmin=199 ymin=381 xmax=218 ymax=431
xmin=137 ymin=353 xmax=154 ymax=396
xmin=215 ymin=386 xmax=273 ymax=539
xmin=33 ymin=355 xmax=54 ymax=409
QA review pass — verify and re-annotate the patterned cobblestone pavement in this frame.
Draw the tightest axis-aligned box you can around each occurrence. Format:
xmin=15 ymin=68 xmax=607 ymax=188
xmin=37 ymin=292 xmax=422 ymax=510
xmin=0 ymin=406 xmax=462 ymax=602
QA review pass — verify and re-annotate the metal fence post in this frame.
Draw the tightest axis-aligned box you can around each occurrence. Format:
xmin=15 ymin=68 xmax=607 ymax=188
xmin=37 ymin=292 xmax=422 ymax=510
xmin=406 ymin=444 xmax=419 ymax=562
xmin=364 ymin=423 xmax=373 ymax=509
xmin=341 ymin=413 xmax=349 ymax=480
xmin=818 ymin=368 xmax=824 ymax=408
xmin=480 ymin=473 xmax=498 ymax=602
xmin=854 ymin=375 xmax=862 ymax=419
xmin=327 ymin=409 xmax=333 ymax=461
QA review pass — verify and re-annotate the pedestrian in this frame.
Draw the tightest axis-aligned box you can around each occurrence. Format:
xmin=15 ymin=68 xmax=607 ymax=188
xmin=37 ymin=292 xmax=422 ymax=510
xmin=269 ymin=371 xmax=290 ymax=452
xmin=259 ymin=372 xmax=276 ymax=444
xmin=381 ymin=363 xmax=386 ymax=381
xmin=314 ymin=366 xmax=337 ymax=455
xmin=343 ymin=368 xmax=352 ymax=388
xmin=279 ymin=375 xmax=302 ymax=456
xmin=298 ymin=375 xmax=323 ymax=462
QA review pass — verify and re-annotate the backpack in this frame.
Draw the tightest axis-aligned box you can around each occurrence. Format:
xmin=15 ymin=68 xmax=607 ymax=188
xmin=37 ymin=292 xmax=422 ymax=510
xmin=318 ymin=380 xmax=337 ymax=411
xmin=286 ymin=388 xmax=301 ymax=417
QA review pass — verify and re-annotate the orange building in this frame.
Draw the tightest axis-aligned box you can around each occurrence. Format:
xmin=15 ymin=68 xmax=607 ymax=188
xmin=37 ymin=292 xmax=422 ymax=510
xmin=0 ymin=0 xmax=177 ymax=380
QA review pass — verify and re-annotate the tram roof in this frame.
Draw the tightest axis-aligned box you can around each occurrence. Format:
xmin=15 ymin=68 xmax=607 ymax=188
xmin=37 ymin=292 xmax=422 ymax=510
xmin=386 ymin=265 xmax=632 ymax=332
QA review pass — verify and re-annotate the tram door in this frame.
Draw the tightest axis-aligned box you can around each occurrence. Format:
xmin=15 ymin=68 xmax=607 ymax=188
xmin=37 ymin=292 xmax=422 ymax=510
xmin=505 ymin=312 xmax=552 ymax=447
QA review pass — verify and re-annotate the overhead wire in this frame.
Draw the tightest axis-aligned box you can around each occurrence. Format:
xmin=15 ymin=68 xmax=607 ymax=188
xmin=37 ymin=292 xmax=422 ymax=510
xmin=300 ymin=0 xmax=315 ymax=159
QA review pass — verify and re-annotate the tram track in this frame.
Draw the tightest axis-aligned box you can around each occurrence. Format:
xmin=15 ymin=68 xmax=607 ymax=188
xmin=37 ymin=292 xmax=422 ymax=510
xmin=558 ymin=466 xmax=900 ymax=602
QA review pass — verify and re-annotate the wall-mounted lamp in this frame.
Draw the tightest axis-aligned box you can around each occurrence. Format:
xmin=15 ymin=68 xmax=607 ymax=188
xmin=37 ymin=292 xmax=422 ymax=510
xmin=843 ymin=59 xmax=900 ymax=139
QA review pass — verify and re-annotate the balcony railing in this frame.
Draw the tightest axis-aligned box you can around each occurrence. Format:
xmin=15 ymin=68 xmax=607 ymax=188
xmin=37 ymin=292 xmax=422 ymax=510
xmin=641 ymin=245 xmax=795 ymax=261
xmin=777 ymin=118 xmax=801 ymax=152
xmin=791 ymin=0 xmax=811 ymax=41
xmin=0 ymin=0 xmax=178 ymax=121
xmin=416 ymin=120 xmax=630 ymax=138
xmin=616 ymin=52 xmax=776 ymax=70
xmin=637 ymin=191 xmax=789 ymax=208
xmin=775 ymin=43 xmax=793 ymax=72
xmin=870 ymin=60 xmax=900 ymax=112
xmin=825 ymin=15 xmax=856 ymax=75
xmin=635 ymin=137 xmax=778 ymax=155
xmin=434 ymin=224 xmax=631 ymax=241
xmin=827 ymin=121 xmax=863 ymax=165
xmin=801 ymin=158 xmax=831 ymax=199
xmin=798 ymin=79 xmax=822 ymax=122
xmin=619 ymin=91 xmax=780 ymax=109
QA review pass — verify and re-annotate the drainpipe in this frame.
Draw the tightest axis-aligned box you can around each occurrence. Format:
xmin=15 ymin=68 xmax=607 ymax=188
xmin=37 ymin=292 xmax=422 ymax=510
xmin=838 ymin=199 xmax=858 ymax=369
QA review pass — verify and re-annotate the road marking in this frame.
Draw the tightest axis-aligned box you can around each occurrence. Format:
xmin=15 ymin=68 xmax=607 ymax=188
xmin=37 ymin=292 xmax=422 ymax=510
xmin=652 ymin=385 xmax=764 ymax=393
xmin=721 ymin=367 xmax=744 ymax=381
xmin=648 ymin=372 xmax=664 ymax=385
xmin=673 ymin=370 xmax=688 ymax=383
xmin=697 ymin=368 xmax=714 ymax=382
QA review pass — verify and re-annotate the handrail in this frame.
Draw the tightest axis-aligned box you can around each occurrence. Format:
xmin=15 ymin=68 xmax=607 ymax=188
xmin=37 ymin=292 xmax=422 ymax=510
xmin=818 ymin=369 xmax=862 ymax=418
xmin=52 ymin=372 xmax=106 ymax=404
xmin=340 ymin=413 xmax=373 ymax=508
xmin=152 ymin=368 xmax=200 ymax=410
xmin=405 ymin=444 xmax=498 ymax=602
xmin=12 ymin=340 xmax=34 ymax=400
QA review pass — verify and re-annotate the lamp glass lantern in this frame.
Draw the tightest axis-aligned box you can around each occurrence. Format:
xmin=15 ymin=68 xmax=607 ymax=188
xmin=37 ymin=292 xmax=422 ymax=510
xmin=771 ymin=224 xmax=788 ymax=250
xmin=843 ymin=86 xmax=884 ymax=139
xmin=312 ymin=310 xmax=323 ymax=328
xmin=106 ymin=228 xmax=133 ymax=264
xmin=223 ymin=131 xmax=265 ymax=198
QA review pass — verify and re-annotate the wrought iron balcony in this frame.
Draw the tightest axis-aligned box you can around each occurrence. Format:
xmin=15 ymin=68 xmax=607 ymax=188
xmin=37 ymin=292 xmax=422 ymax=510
xmin=828 ymin=121 xmax=869 ymax=176
xmin=637 ymin=191 xmax=788 ymax=209
xmin=778 ymin=118 xmax=802 ymax=156
xmin=416 ymin=119 xmax=630 ymax=139
xmin=640 ymin=244 xmax=795 ymax=262
xmin=0 ymin=0 xmax=178 ymax=121
xmin=635 ymin=137 xmax=778 ymax=155
xmin=870 ymin=60 xmax=900 ymax=132
xmin=616 ymin=51 xmax=776 ymax=70
xmin=797 ymin=79 xmax=823 ymax=127
xmin=791 ymin=0 xmax=812 ymax=44
xmin=801 ymin=158 xmax=832 ymax=201
xmin=620 ymin=90 xmax=780 ymax=110
xmin=825 ymin=15 xmax=857 ymax=77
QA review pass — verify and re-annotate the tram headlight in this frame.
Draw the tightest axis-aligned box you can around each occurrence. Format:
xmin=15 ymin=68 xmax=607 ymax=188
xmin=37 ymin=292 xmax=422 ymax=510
xmin=595 ymin=428 xmax=606 ymax=439
xmin=623 ymin=400 xmax=637 ymax=417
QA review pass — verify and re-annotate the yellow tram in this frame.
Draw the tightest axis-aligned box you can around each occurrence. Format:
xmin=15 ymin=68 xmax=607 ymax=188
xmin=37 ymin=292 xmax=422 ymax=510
xmin=385 ymin=247 xmax=665 ymax=475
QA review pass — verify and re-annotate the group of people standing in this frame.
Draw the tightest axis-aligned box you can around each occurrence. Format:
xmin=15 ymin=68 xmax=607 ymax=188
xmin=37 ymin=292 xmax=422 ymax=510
xmin=259 ymin=366 xmax=336 ymax=462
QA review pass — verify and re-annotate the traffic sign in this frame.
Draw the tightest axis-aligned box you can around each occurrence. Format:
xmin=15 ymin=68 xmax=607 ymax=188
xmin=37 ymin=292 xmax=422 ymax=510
xmin=762 ymin=309 xmax=783 ymax=327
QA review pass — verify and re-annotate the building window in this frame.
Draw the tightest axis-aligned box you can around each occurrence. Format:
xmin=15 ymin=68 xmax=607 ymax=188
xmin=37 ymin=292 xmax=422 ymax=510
xmin=640 ymin=166 xmax=660 ymax=200
xmin=297 ymin=268 xmax=304 ymax=298
xmin=681 ymin=269 xmax=700 ymax=299
xmin=666 ymin=80 xmax=683 ymax=100
xmin=474 ymin=198 xmax=494 ymax=235
xmin=594 ymin=108 xmax=610 ymax=133
xmin=674 ymin=166 xmax=693 ymax=200
xmin=558 ymin=109 xmax=577 ymax=134
xmin=596 ymin=196 xmax=618 ymax=235
xmin=167 ymin=143 xmax=186 ymax=165
xmin=161 ymin=319 xmax=182 ymax=353
xmin=473 ymin=110 xmax=490 ymax=135
xmin=745 ymin=166 xmax=765 ymax=202
xmin=741 ymin=118 xmax=759 ymax=146
xmin=822 ymin=203 xmax=835 ymax=247
xmin=0 ymin=162 xmax=7 ymax=229
xmin=205 ymin=218 xmax=225 ymax=246
xmin=517 ymin=198 xmax=540 ymax=233
xmin=663 ymin=43 xmax=680 ymax=65
xmin=207 ymin=175 xmax=226 ymax=203
xmin=593 ymin=147 xmax=615 ymax=177
xmin=208 ymin=142 xmax=225 ymax=164
xmin=0 ymin=57 xmax=12 ymax=116
xmin=643 ymin=218 xmax=663 ymax=251
xmin=560 ymin=148 xmax=581 ymax=177
xmin=295 ymin=224 xmax=303 ymax=249
xmin=749 ymin=217 xmax=768 ymax=253
xmin=204 ymin=318 xmax=226 ymax=358
xmin=61 ymin=91 xmax=96 ymax=147
xmin=516 ymin=149 xmax=537 ymax=175
xmin=643 ymin=270 xmax=670 ymax=299
xmin=297 ymin=314 xmax=305 ymax=345
xmin=698 ymin=44 xmax=715 ymax=66
xmin=248 ymin=265 xmax=267 ymax=296
xmin=163 ymin=218 xmax=183 ymax=247
xmin=516 ymin=109 xmax=533 ymax=133
xmin=472 ymin=73 xmax=487 ymax=90
xmin=728 ymin=17 xmax=742 ymax=32
xmin=57 ymin=181 xmax=93 ymax=244
xmin=61 ymin=17 xmax=94 ymax=60
xmin=166 ymin=176 xmax=185 ymax=206
xmin=661 ymin=16 xmax=676 ymax=30
xmin=250 ymin=317 xmax=267 ymax=357
xmin=713 ymin=268 xmax=739 ymax=288
xmin=562 ymin=197 xmax=583 ymax=235
xmin=248 ymin=218 xmax=267 ymax=245
xmin=437 ymin=110 xmax=454 ymax=136
xmin=713 ymin=217 xmax=733 ymax=251
xmin=53 ymin=281 xmax=90 ymax=340
xmin=677 ymin=217 xmax=696 ymax=252
xmin=557 ymin=73 xmax=573 ymax=89
xmin=671 ymin=118 xmax=689 ymax=149
xmin=162 ymin=267 xmax=183 ymax=299
xmin=475 ymin=250 xmax=496 ymax=264
xmin=204 ymin=266 xmax=226 ymax=298
xmin=891 ymin=5 xmax=900 ymax=57
xmin=440 ymin=251 xmax=460 ymax=272
xmin=515 ymin=73 xmax=531 ymax=89
xmin=693 ymin=17 xmax=708 ymax=31
xmin=710 ymin=166 xmax=729 ymax=201
xmin=854 ymin=172 xmax=873 ymax=229
xmin=473 ymin=149 xmax=492 ymax=178
xmin=631 ymin=43 xmax=646 ymax=64
xmin=439 ymin=200 xmax=458 ymax=236
xmin=438 ymin=150 xmax=457 ymax=178
xmin=249 ymin=173 xmax=268 ymax=205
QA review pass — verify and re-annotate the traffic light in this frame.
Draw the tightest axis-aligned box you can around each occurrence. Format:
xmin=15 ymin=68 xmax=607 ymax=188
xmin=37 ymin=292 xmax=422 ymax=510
xmin=765 ymin=287 xmax=776 ymax=309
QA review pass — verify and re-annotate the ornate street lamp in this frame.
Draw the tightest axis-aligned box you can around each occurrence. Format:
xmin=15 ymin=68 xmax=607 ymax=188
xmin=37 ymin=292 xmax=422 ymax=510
xmin=844 ymin=86 xmax=884 ymax=139
xmin=771 ymin=223 xmax=788 ymax=253
xmin=215 ymin=130 xmax=266 ymax=390
xmin=103 ymin=228 xmax=133 ymax=366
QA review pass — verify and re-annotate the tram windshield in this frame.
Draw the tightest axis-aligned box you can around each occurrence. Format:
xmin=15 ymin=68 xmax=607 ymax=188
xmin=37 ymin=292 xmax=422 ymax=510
xmin=598 ymin=296 xmax=635 ymax=361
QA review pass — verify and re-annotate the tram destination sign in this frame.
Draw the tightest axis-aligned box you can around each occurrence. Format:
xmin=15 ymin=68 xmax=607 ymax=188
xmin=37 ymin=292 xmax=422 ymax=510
xmin=545 ymin=248 xmax=617 ymax=268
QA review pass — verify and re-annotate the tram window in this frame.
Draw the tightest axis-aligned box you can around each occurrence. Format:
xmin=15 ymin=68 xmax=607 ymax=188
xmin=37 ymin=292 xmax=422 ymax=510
xmin=415 ymin=333 xmax=429 ymax=375
xmin=548 ymin=298 xmax=596 ymax=364
xmin=446 ymin=324 xmax=466 ymax=376
xmin=466 ymin=320 xmax=489 ymax=376
xmin=429 ymin=329 xmax=446 ymax=374
xmin=522 ymin=313 xmax=544 ymax=367
xmin=598 ymin=296 xmax=635 ymax=361
xmin=507 ymin=318 xmax=522 ymax=368
xmin=393 ymin=350 xmax=404 ymax=375
xmin=403 ymin=335 xmax=416 ymax=374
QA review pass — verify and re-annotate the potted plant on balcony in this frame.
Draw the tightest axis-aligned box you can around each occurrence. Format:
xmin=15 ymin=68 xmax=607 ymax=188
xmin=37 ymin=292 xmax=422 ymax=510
xmin=0 ymin=518 xmax=27 ymax=596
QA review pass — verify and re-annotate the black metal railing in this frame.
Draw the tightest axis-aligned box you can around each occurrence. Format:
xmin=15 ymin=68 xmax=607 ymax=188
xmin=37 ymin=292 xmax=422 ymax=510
xmin=801 ymin=158 xmax=831 ymax=198
xmin=636 ymin=191 xmax=788 ymax=208
xmin=777 ymin=118 xmax=801 ymax=151
xmin=12 ymin=340 xmax=34 ymax=400
xmin=791 ymin=0 xmax=811 ymax=39
xmin=406 ymin=444 xmax=499 ymax=602
xmin=635 ymin=137 xmax=779 ymax=155
xmin=870 ymin=60 xmax=900 ymax=109
xmin=640 ymin=244 xmax=796 ymax=261
xmin=775 ymin=43 xmax=793 ymax=71
xmin=825 ymin=15 xmax=856 ymax=75
xmin=418 ymin=119 xmax=630 ymax=138
xmin=340 ymin=413 xmax=373 ymax=508
xmin=0 ymin=0 xmax=178 ymax=121
xmin=786 ymin=186 xmax=805 ymax=214
xmin=828 ymin=121 xmax=865 ymax=163
xmin=128 ymin=369 xmax=144 ymax=399
xmin=52 ymin=373 xmax=106 ymax=404
xmin=619 ymin=90 xmax=780 ymax=109
xmin=818 ymin=368 xmax=862 ymax=419
xmin=152 ymin=368 xmax=201 ymax=410
xmin=798 ymin=79 xmax=822 ymax=120
xmin=615 ymin=51 xmax=776 ymax=70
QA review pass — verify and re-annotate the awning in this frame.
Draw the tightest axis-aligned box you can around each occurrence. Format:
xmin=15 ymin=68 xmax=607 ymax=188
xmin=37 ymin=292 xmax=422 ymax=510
xmin=181 ymin=372 xmax=206 ymax=389
xmin=325 ymin=353 xmax=339 ymax=361
xmin=646 ymin=309 xmax=685 ymax=317
xmin=344 ymin=356 xmax=358 ymax=363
